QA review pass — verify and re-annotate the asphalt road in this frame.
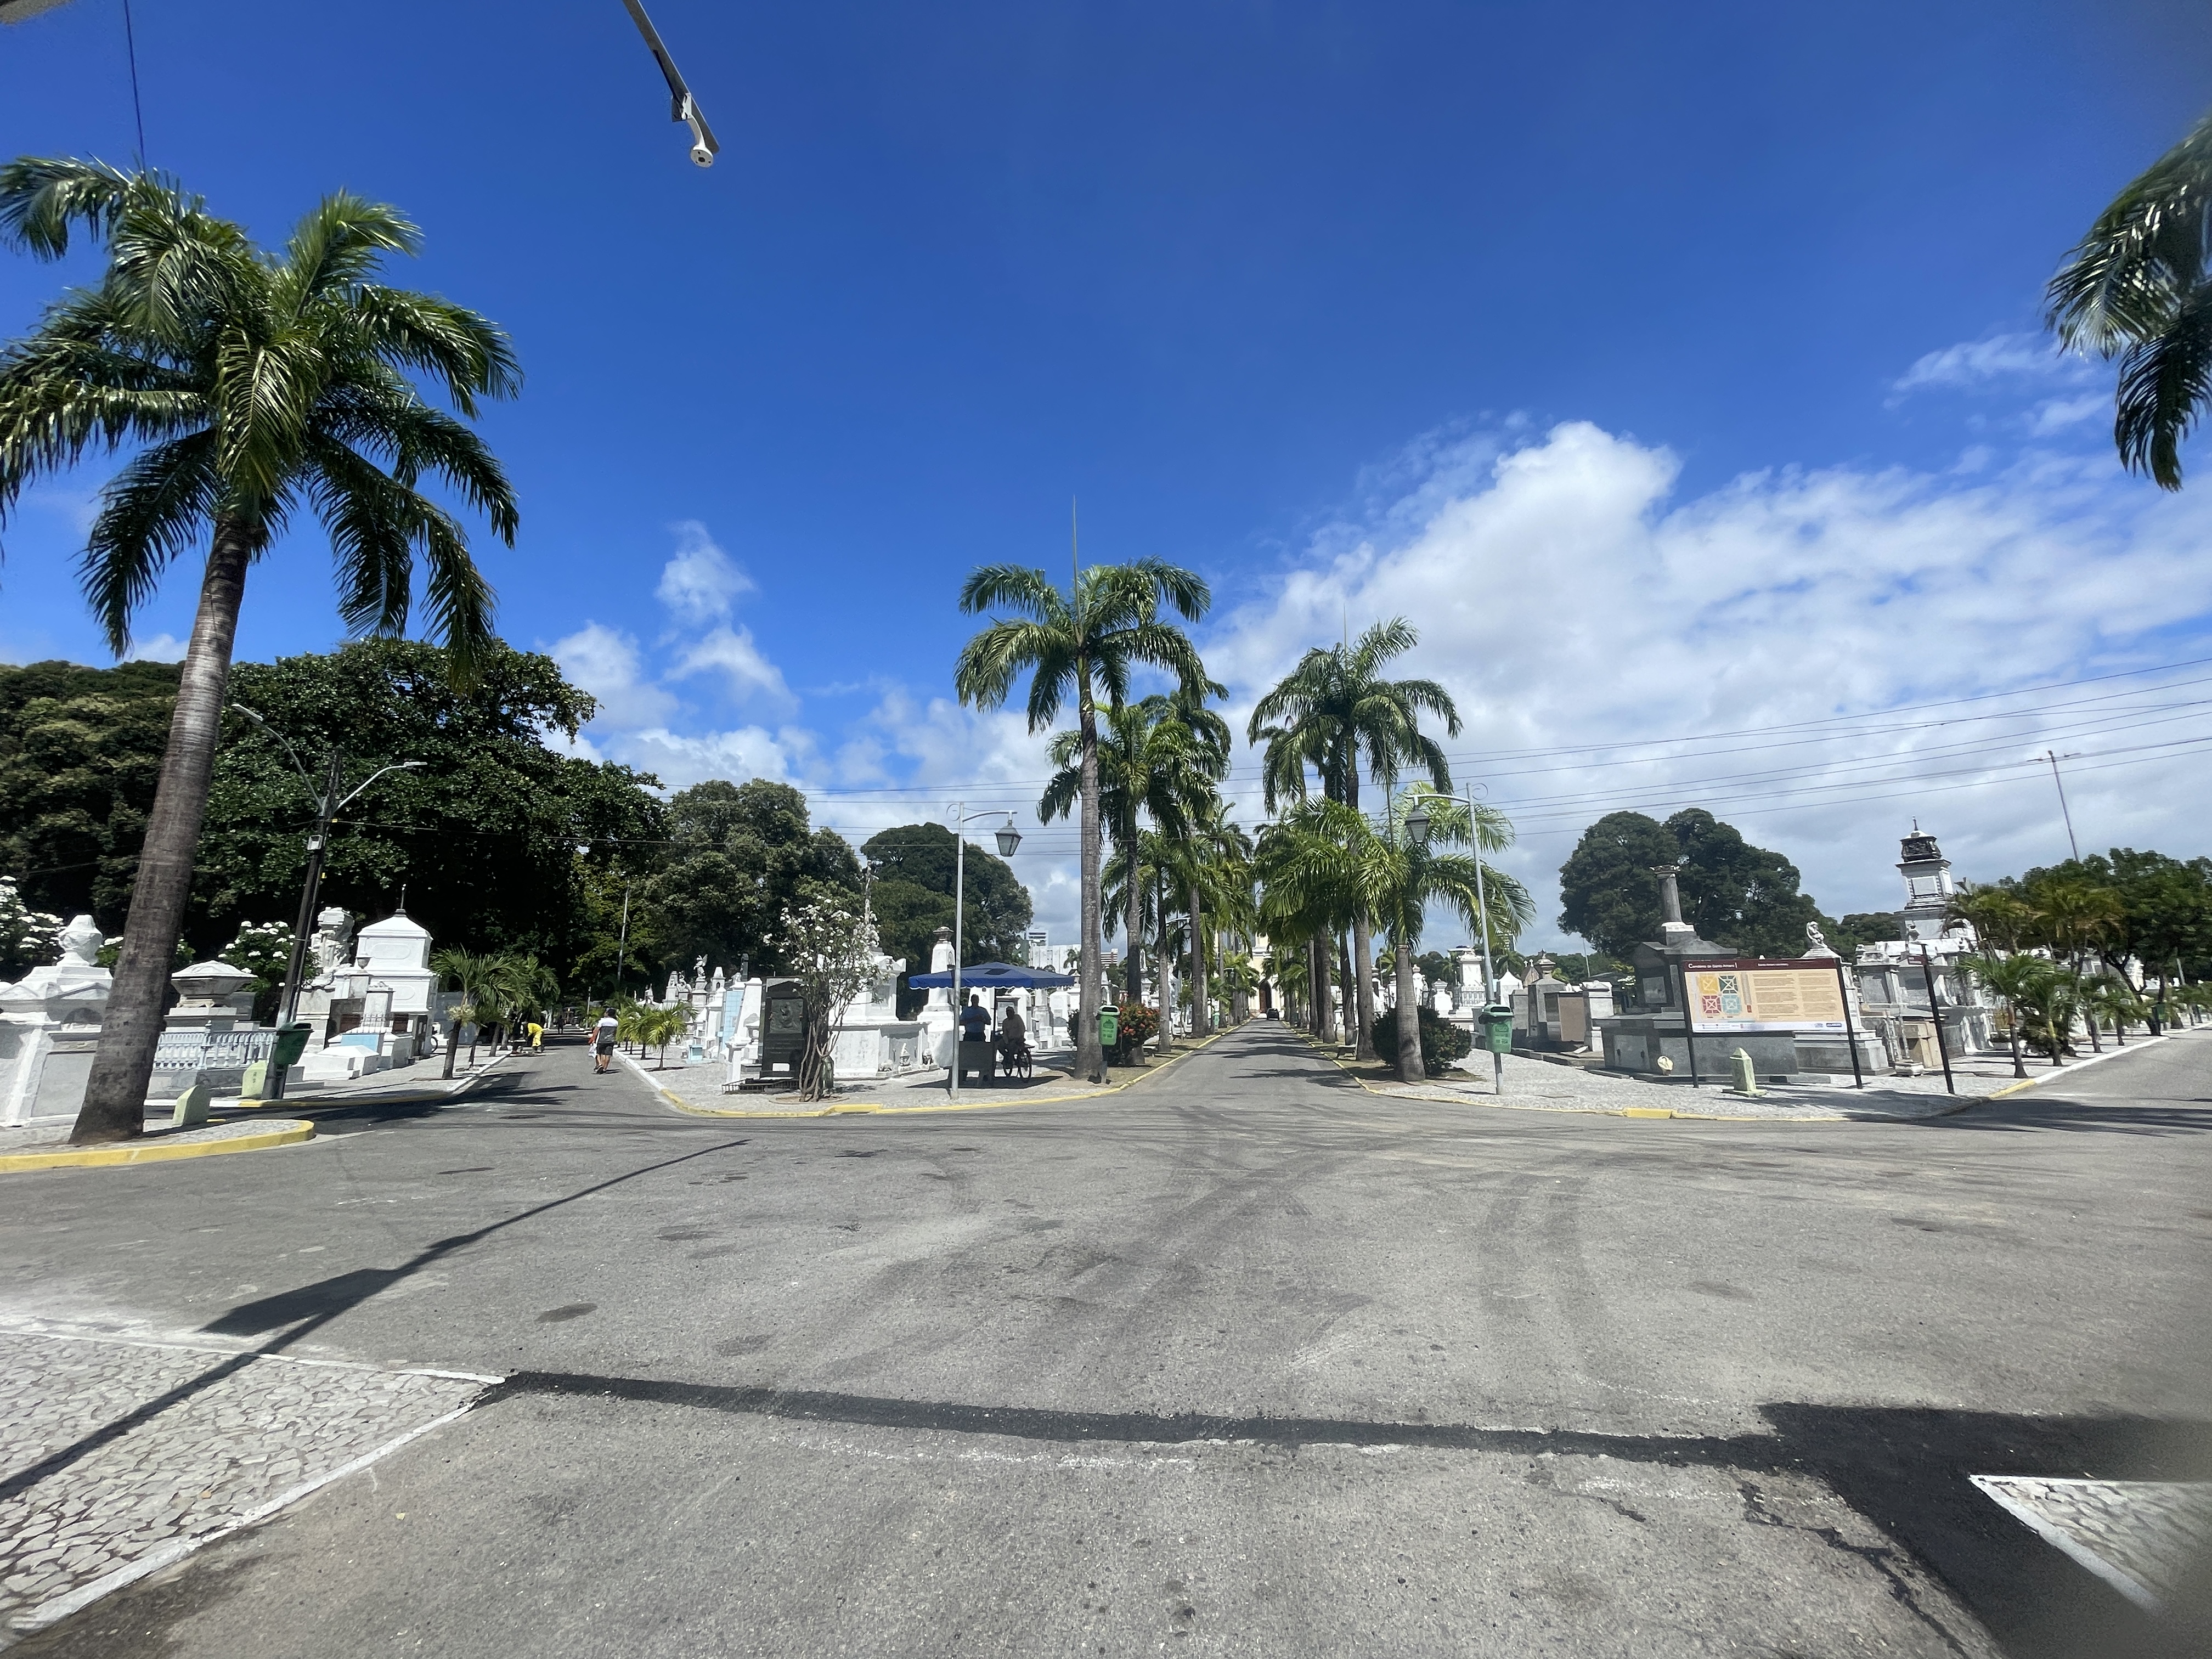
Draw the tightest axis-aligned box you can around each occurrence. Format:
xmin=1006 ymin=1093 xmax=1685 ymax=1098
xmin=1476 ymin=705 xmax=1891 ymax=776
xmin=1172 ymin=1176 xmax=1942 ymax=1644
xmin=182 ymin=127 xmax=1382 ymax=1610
xmin=6 ymin=1022 xmax=2212 ymax=1657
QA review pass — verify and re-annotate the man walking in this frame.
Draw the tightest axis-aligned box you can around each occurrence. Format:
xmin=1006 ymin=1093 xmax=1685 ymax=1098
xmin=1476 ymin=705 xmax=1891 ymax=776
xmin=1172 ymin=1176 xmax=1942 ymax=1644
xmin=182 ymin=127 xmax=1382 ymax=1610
xmin=593 ymin=1009 xmax=618 ymax=1074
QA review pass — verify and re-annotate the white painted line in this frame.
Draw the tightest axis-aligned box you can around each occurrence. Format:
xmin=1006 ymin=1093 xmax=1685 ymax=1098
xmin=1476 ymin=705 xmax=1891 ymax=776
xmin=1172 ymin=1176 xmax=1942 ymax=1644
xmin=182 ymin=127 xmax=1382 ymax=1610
xmin=8 ymin=1397 xmax=486 ymax=1638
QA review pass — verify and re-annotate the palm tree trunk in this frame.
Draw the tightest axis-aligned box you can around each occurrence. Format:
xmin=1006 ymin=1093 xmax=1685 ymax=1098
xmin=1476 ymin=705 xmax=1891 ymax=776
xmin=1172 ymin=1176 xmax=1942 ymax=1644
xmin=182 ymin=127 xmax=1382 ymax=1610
xmin=443 ymin=1018 xmax=461 ymax=1081
xmin=74 ymin=520 xmax=254 ymax=1144
xmin=1310 ymin=938 xmax=1329 ymax=1040
xmin=1190 ymin=888 xmax=1208 ymax=1039
xmin=1077 ymin=681 xmax=1106 ymax=1082
xmin=1125 ymin=802 xmax=1143 ymax=1003
xmin=1345 ymin=769 xmax=1379 ymax=1059
xmin=1339 ymin=935 xmax=1357 ymax=1051
xmin=1392 ymin=931 xmax=1424 ymax=1083
xmin=2005 ymin=1005 xmax=2025 ymax=1079
xmin=1155 ymin=873 xmax=1171 ymax=1057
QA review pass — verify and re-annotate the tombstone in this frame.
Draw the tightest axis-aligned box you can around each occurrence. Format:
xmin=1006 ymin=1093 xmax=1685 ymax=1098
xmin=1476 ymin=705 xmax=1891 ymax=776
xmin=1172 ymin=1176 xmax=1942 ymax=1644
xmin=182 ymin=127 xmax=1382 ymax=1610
xmin=721 ymin=977 xmax=766 ymax=1090
xmin=832 ymin=953 xmax=923 ymax=1080
xmin=757 ymin=979 xmax=806 ymax=1084
xmin=916 ymin=926 xmax=959 ymax=1068
xmin=154 ymin=961 xmax=259 ymax=1099
xmin=0 ymin=915 xmax=112 ymax=1128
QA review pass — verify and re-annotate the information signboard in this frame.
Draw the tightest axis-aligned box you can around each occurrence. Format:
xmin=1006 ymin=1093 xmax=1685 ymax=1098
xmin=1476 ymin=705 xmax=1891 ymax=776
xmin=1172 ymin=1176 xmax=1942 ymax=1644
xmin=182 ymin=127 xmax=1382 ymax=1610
xmin=1684 ymin=959 xmax=1847 ymax=1034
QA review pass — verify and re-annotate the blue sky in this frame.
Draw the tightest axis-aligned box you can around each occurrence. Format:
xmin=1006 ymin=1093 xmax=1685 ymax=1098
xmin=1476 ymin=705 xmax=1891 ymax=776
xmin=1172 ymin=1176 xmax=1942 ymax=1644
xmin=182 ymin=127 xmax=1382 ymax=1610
xmin=3 ymin=0 xmax=2211 ymax=951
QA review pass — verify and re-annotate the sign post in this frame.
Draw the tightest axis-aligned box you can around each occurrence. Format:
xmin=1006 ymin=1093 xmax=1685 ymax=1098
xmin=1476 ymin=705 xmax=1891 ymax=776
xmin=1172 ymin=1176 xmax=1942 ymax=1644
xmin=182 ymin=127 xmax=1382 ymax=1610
xmin=1833 ymin=959 xmax=1866 ymax=1090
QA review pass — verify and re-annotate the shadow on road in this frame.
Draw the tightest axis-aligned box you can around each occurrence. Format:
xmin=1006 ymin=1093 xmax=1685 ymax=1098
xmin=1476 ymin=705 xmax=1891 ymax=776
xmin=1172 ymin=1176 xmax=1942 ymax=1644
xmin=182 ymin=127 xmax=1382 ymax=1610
xmin=1913 ymin=1099 xmax=2212 ymax=1138
xmin=477 ymin=1368 xmax=2212 ymax=1659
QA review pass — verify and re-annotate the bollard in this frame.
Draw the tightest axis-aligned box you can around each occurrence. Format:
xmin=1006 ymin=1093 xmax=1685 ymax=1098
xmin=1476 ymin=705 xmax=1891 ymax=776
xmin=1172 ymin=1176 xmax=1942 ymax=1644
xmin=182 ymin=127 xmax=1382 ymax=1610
xmin=1727 ymin=1047 xmax=1761 ymax=1097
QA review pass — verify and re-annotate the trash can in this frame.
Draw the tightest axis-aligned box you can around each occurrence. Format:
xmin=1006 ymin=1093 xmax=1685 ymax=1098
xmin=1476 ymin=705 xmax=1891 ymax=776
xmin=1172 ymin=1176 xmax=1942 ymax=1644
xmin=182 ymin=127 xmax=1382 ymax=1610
xmin=1099 ymin=1006 xmax=1120 ymax=1049
xmin=1477 ymin=1003 xmax=1514 ymax=1054
xmin=271 ymin=1022 xmax=314 ymax=1070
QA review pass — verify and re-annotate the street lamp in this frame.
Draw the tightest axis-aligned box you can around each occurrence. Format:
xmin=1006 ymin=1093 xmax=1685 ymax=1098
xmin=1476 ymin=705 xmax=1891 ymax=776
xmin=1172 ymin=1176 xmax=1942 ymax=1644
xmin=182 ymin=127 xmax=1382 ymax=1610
xmin=946 ymin=805 xmax=1019 ymax=1100
xmin=1404 ymin=789 xmax=1505 ymax=1097
xmin=234 ymin=706 xmax=423 ymax=1102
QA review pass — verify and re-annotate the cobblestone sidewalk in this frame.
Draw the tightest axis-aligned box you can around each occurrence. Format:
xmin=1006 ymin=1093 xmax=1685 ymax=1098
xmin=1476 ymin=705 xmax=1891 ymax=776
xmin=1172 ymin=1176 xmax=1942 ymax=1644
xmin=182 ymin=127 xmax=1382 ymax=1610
xmin=0 ymin=1328 xmax=489 ymax=1640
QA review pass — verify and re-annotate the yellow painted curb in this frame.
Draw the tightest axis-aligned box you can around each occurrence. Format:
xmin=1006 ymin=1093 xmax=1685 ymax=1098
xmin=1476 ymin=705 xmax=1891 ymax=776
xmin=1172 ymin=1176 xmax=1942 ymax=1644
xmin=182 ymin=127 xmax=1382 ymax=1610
xmin=0 ymin=1121 xmax=314 ymax=1173
xmin=650 ymin=1024 xmax=1243 ymax=1120
xmin=1622 ymin=1105 xmax=1673 ymax=1118
xmin=1988 ymin=1074 xmax=2043 ymax=1098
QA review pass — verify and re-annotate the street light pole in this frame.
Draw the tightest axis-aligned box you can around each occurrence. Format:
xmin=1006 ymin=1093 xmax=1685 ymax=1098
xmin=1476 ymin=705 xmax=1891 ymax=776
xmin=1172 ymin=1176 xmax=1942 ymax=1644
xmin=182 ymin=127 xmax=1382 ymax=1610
xmin=262 ymin=752 xmax=424 ymax=1101
xmin=945 ymin=806 xmax=1021 ymax=1100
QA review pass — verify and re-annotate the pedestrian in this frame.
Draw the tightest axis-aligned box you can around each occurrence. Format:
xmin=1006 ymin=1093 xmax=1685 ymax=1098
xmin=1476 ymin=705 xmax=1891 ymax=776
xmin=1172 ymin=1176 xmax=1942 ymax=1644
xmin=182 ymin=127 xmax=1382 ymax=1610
xmin=527 ymin=1019 xmax=544 ymax=1053
xmin=593 ymin=1009 xmax=618 ymax=1074
xmin=958 ymin=992 xmax=990 ymax=1047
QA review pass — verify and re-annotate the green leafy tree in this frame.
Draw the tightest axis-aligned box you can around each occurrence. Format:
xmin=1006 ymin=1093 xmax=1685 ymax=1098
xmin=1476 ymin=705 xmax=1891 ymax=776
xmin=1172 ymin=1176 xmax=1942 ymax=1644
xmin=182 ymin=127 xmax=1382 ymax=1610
xmin=953 ymin=556 xmax=1211 ymax=1084
xmin=2047 ymin=108 xmax=2212 ymax=488
xmin=0 ymin=160 xmax=520 ymax=1144
xmin=1956 ymin=950 xmax=2049 ymax=1079
xmin=0 ymin=874 xmax=63 ymax=980
xmin=0 ymin=659 xmax=178 ymax=924
xmin=770 ymin=887 xmax=881 ymax=1099
xmin=859 ymin=821 xmax=1032 ymax=1015
xmin=201 ymin=641 xmax=663 ymax=973
xmin=1558 ymin=808 xmax=1831 ymax=960
xmin=636 ymin=780 xmax=861 ymax=979
xmin=1249 ymin=618 xmax=1459 ymax=1060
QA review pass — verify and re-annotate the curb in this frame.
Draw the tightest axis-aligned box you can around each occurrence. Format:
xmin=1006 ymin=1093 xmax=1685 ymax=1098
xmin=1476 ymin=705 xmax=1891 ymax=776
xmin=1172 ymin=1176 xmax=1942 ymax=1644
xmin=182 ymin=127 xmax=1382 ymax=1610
xmin=1983 ymin=1029 xmax=2188 ymax=1099
xmin=230 ymin=1049 xmax=513 ymax=1113
xmin=0 ymin=1120 xmax=314 ymax=1173
xmin=637 ymin=1024 xmax=1243 ymax=1120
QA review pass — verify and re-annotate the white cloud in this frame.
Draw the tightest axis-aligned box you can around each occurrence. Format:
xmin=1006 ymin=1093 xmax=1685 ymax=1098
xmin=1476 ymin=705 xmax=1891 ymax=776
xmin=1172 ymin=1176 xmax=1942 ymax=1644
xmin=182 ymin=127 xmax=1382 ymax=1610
xmin=655 ymin=521 xmax=755 ymax=622
xmin=550 ymin=622 xmax=679 ymax=729
xmin=125 ymin=633 xmax=186 ymax=663
xmin=1891 ymin=332 xmax=2086 ymax=397
xmin=1205 ymin=420 xmax=2212 ymax=946
xmin=671 ymin=623 xmax=796 ymax=710
xmin=2026 ymin=393 xmax=2108 ymax=436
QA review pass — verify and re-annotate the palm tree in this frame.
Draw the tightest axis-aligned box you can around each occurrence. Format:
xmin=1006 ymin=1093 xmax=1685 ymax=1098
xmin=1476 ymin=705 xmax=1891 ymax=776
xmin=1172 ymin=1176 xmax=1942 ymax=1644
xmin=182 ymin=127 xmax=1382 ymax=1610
xmin=431 ymin=947 xmax=516 ymax=1080
xmin=1039 ymin=686 xmax=1224 ymax=1003
xmin=2047 ymin=108 xmax=2212 ymax=489
xmin=1956 ymin=951 xmax=2049 ymax=1080
xmin=2025 ymin=881 xmax=2124 ymax=1051
xmin=1181 ymin=795 xmax=1253 ymax=1039
xmin=0 ymin=160 xmax=518 ymax=1144
xmin=1255 ymin=806 xmax=1363 ymax=1045
xmin=955 ymin=556 xmax=1210 ymax=1083
xmin=2012 ymin=966 xmax=2083 ymax=1068
xmin=633 ymin=1004 xmax=691 ymax=1068
xmin=2080 ymin=972 xmax=2146 ymax=1047
xmin=1248 ymin=618 xmax=1459 ymax=1060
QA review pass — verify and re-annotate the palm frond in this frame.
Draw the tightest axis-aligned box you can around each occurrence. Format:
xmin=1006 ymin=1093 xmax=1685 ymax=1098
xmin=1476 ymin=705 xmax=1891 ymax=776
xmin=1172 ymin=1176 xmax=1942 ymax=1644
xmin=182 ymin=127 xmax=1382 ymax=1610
xmin=958 ymin=563 xmax=1064 ymax=621
xmin=80 ymin=432 xmax=218 ymax=653
xmin=2113 ymin=291 xmax=2212 ymax=489
xmin=0 ymin=156 xmax=146 ymax=259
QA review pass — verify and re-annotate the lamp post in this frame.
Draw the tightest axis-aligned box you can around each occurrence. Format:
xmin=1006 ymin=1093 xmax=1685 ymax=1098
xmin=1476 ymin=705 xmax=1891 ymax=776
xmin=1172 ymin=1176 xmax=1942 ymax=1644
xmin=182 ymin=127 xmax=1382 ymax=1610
xmin=231 ymin=704 xmax=422 ymax=1103
xmin=1404 ymin=791 xmax=1505 ymax=1097
xmin=947 ymin=805 xmax=1022 ymax=1099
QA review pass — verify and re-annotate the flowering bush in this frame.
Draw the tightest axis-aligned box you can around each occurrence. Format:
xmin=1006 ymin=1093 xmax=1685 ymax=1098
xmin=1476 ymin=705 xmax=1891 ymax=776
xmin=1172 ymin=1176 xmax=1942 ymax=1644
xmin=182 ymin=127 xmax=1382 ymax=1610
xmin=0 ymin=878 xmax=64 ymax=981
xmin=1109 ymin=1000 xmax=1158 ymax=1062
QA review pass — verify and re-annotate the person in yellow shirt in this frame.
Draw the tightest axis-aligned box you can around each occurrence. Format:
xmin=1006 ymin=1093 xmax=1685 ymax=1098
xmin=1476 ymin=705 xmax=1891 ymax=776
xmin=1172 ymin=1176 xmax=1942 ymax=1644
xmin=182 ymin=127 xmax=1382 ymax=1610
xmin=526 ymin=1020 xmax=544 ymax=1053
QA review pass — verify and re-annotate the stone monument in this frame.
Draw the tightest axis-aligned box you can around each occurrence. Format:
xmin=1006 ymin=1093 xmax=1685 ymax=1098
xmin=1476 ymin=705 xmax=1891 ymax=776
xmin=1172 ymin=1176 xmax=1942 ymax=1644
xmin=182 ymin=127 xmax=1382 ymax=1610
xmin=0 ymin=915 xmax=111 ymax=1128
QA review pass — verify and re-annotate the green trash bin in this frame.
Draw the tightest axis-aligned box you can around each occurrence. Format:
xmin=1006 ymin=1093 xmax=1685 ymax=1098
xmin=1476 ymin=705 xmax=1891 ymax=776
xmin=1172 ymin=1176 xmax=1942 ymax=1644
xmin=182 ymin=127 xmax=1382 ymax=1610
xmin=1477 ymin=1003 xmax=1514 ymax=1054
xmin=272 ymin=1022 xmax=314 ymax=1070
xmin=1099 ymin=1006 xmax=1120 ymax=1049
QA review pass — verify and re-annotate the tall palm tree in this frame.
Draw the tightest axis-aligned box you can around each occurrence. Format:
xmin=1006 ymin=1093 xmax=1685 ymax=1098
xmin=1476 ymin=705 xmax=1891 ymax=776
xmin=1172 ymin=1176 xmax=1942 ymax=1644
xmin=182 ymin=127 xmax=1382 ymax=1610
xmin=955 ymin=556 xmax=1210 ymax=1083
xmin=2047 ymin=108 xmax=2212 ymax=489
xmin=1181 ymin=794 xmax=1252 ymax=1039
xmin=1255 ymin=805 xmax=1362 ymax=1044
xmin=0 ymin=160 xmax=518 ymax=1143
xmin=1039 ymin=684 xmax=1226 ymax=1002
xmin=2026 ymin=880 xmax=2124 ymax=1052
xmin=431 ymin=947 xmax=519 ymax=1080
xmin=1248 ymin=618 xmax=1459 ymax=1060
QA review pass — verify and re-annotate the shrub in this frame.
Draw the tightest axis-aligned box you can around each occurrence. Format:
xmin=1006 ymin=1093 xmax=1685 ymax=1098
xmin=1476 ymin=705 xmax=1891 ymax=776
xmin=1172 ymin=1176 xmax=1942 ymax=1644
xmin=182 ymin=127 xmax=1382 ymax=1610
xmin=1370 ymin=1004 xmax=1472 ymax=1077
xmin=1109 ymin=1000 xmax=1158 ymax=1062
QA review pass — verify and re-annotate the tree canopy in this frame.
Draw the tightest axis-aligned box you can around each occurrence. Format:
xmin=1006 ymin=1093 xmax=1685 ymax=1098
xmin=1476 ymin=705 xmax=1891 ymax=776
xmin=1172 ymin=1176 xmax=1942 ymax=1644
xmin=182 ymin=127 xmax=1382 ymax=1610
xmin=1558 ymin=808 xmax=1831 ymax=960
xmin=633 ymin=780 xmax=862 ymax=984
xmin=859 ymin=821 xmax=1034 ymax=1013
